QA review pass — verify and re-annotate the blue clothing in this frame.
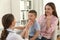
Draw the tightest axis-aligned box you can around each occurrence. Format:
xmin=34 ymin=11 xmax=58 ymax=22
xmin=29 ymin=20 xmax=40 ymax=37
xmin=41 ymin=37 xmax=51 ymax=40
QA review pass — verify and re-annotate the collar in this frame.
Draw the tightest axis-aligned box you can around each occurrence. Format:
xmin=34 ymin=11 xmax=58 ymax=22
xmin=7 ymin=28 xmax=15 ymax=33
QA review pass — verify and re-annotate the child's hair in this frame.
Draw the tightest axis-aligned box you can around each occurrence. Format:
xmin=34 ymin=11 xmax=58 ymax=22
xmin=1 ymin=14 xmax=14 ymax=40
xmin=29 ymin=10 xmax=37 ymax=16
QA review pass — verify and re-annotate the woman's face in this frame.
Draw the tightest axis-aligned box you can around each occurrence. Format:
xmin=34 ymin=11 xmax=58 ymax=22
xmin=45 ymin=5 xmax=54 ymax=16
xmin=11 ymin=19 xmax=16 ymax=27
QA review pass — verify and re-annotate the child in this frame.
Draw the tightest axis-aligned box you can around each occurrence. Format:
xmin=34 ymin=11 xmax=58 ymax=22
xmin=28 ymin=10 xmax=40 ymax=40
xmin=1 ymin=14 xmax=32 ymax=40
xmin=15 ymin=10 xmax=41 ymax=40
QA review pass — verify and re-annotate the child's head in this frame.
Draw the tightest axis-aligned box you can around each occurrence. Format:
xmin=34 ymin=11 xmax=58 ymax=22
xmin=28 ymin=10 xmax=37 ymax=22
xmin=2 ymin=14 xmax=15 ymax=29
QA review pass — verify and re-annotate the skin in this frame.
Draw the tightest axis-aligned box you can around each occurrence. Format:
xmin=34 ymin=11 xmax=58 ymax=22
xmin=14 ymin=13 xmax=40 ymax=40
xmin=9 ymin=19 xmax=30 ymax=38
xmin=45 ymin=5 xmax=54 ymax=29
xmin=28 ymin=13 xmax=40 ymax=40
xmin=9 ymin=19 xmax=16 ymax=30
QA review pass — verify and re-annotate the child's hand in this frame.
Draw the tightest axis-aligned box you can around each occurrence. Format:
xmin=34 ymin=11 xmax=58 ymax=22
xmin=30 ymin=38 xmax=35 ymax=40
xmin=26 ymin=20 xmax=33 ymax=29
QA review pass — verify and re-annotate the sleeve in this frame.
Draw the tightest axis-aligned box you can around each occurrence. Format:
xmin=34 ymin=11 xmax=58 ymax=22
xmin=38 ymin=15 xmax=42 ymax=24
xmin=25 ymin=38 xmax=28 ymax=40
xmin=34 ymin=21 xmax=40 ymax=31
xmin=46 ymin=18 xmax=58 ymax=34
xmin=11 ymin=34 xmax=24 ymax=40
xmin=37 ymin=15 xmax=45 ymax=24
xmin=16 ymin=35 xmax=24 ymax=40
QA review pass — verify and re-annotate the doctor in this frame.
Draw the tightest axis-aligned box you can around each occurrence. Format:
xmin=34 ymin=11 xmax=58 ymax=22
xmin=1 ymin=14 xmax=33 ymax=40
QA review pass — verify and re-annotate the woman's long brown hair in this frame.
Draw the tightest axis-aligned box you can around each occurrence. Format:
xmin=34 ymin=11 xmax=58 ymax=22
xmin=45 ymin=2 xmax=59 ymax=26
xmin=1 ymin=14 xmax=14 ymax=40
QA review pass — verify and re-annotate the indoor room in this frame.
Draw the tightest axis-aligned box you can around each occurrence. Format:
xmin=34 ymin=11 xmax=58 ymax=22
xmin=0 ymin=0 xmax=60 ymax=40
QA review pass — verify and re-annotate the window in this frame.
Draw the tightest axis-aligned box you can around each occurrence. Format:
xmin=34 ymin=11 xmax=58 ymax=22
xmin=20 ymin=0 xmax=31 ymax=25
xmin=20 ymin=0 xmax=25 ymax=20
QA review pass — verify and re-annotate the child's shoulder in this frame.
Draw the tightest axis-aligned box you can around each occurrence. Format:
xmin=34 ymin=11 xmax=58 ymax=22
xmin=34 ymin=20 xmax=40 ymax=25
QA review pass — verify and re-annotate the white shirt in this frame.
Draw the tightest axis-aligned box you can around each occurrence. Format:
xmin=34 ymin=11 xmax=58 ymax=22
xmin=6 ymin=28 xmax=28 ymax=40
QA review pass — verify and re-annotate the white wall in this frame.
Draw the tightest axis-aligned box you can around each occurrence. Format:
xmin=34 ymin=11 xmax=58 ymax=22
xmin=32 ymin=0 xmax=43 ymax=19
xmin=0 ymin=0 xmax=11 ymax=27
xmin=11 ymin=0 xmax=20 ymax=22
xmin=11 ymin=0 xmax=43 ymax=22
xmin=0 ymin=0 xmax=12 ymax=37
xmin=0 ymin=0 xmax=44 ymax=26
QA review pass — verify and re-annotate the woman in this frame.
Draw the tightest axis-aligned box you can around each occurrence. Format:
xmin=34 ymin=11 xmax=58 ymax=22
xmin=38 ymin=2 xmax=59 ymax=40
xmin=1 ymin=14 xmax=33 ymax=40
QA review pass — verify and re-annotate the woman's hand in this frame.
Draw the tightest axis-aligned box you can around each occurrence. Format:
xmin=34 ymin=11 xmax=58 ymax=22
xmin=46 ymin=16 xmax=51 ymax=29
xmin=30 ymin=38 xmax=35 ymax=40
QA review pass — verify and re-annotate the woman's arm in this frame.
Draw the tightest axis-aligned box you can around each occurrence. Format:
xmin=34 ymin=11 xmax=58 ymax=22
xmin=20 ymin=27 xmax=28 ymax=38
xmin=46 ymin=18 xmax=58 ymax=34
xmin=30 ymin=31 xmax=40 ymax=40
xmin=14 ymin=26 xmax=25 ymax=30
xmin=20 ymin=20 xmax=33 ymax=38
xmin=14 ymin=20 xmax=33 ymax=30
